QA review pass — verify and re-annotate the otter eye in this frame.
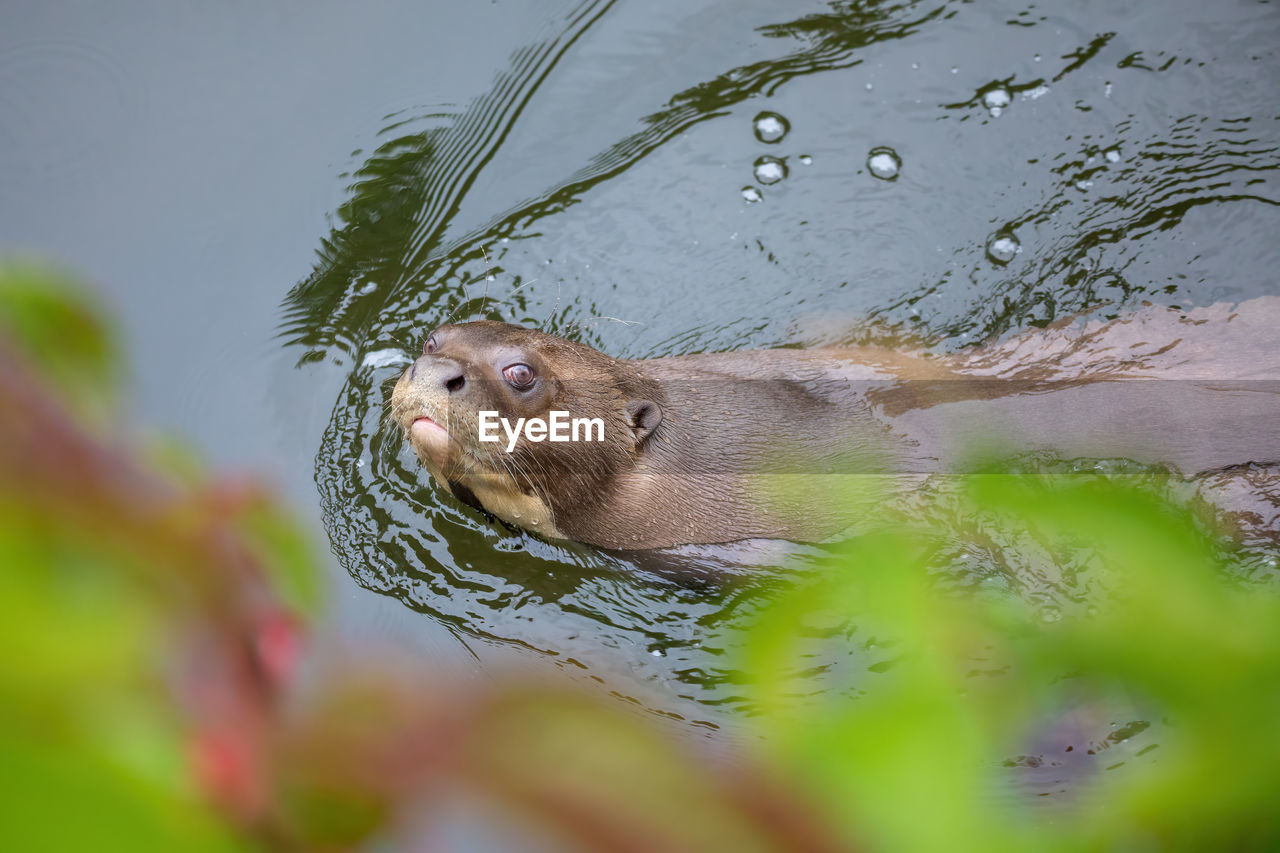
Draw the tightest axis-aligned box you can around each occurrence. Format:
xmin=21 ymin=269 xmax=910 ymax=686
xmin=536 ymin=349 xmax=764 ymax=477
xmin=502 ymin=363 xmax=536 ymax=390
xmin=424 ymin=333 xmax=439 ymax=354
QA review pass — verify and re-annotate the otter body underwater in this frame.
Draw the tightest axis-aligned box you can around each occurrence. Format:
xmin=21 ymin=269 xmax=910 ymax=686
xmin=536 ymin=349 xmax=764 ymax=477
xmin=390 ymin=298 xmax=1280 ymax=549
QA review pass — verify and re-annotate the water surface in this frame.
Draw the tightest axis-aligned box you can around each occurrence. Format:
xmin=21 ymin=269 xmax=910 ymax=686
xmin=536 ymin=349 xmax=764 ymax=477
xmin=280 ymin=0 xmax=1280 ymax=729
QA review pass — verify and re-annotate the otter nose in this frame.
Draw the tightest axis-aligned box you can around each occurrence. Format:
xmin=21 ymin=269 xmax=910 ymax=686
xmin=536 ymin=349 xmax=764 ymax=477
xmin=408 ymin=356 xmax=468 ymax=394
xmin=442 ymin=368 xmax=466 ymax=394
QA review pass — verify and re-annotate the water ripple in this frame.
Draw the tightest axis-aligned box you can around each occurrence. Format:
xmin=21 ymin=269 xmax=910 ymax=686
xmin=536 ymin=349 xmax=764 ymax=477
xmin=281 ymin=0 xmax=1280 ymax=718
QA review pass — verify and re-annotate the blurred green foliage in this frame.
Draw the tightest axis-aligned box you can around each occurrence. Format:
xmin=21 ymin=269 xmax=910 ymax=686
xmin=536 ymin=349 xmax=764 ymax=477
xmin=2 ymin=262 xmax=1277 ymax=851
xmin=0 ymin=265 xmax=239 ymax=850
xmin=0 ymin=262 xmax=120 ymax=423
xmin=745 ymin=474 xmax=1280 ymax=851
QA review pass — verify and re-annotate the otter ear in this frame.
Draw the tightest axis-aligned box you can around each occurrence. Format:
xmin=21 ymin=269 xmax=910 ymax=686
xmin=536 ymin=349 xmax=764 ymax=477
xmin=626 ymin=399 xmax=662 ymax=446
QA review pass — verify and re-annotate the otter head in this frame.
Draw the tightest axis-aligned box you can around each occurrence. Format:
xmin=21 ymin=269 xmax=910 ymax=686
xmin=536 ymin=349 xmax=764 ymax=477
xmin=390 ymin=320 xmax=663 ymax=537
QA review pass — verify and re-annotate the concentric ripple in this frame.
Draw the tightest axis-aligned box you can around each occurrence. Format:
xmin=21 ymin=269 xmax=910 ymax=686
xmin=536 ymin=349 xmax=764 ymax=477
xmin=282 ymin=0 xmax=1280 ymax=722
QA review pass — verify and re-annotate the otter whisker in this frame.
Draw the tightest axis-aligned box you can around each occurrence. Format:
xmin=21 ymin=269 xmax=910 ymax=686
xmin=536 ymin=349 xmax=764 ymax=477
xmin=379 ymin=395 xmax=396 ymax=429
xmin=439 ymin=295 xmax=465 ymax=328
xmin=445 ymin=409 xmax=471 ymax=483
xmin=506 ymin=451 xmax=539 ymax=493
xmin=506 ymin=277 xmax=538 ymax=298
xmin=562 ymin=316 xmax=644 ymax=338
xmin=480 ymin=246 xmax=494 ymax=319
xmin=381 ymin=397 xmax=409 ymax=447
xmin=508 ymin=454 xmax=539 ymax=496
xmin=540 ymin=282 xmax=561 ymax=332
xmin=458 ymin=265 xmax=472 ymax=320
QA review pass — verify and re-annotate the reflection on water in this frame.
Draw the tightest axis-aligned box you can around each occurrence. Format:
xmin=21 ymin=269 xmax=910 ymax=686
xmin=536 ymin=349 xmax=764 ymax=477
xmin=281 ymin=0 xmax=1280 ymax=724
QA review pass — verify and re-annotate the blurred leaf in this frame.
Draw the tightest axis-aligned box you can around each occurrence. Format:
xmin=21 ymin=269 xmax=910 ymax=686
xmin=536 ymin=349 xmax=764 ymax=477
xmin=0 ymin=734 xmax=239 ymax=853
xmin=0 ymin=506 xmax=152 ymax=710
xmin=236 ymin=498 xmax=324 ymax=616
xmin=744 ymin=473 xmax=1280 ymax=852
xmin=0 ymin=261 xmax=119 ymax=422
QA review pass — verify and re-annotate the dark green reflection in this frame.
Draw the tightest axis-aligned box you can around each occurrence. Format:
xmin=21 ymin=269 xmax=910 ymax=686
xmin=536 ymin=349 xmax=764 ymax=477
xmin=281 ymin=0 xmax=959 ymax=713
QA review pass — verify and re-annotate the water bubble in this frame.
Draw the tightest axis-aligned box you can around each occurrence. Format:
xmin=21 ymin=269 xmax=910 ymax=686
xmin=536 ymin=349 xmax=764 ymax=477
xmin=865 ymin=82 xmax=874 ymax=91
xmin=866 ymin=147 xmax=902 ymax=181
xmin=950 ymin=66 xmax=959 ymax=74
xmin=752 ymin=111 xmax=789 ymax=144
xmin=741 ymin=185 xmax=763 ymax=203
xmin=986 ymin=232 xmax=1021 ymax=264
xmin=983 ymin=87 xmax=1012 ymax=117
xmin=1104 ymin=147 xmax=1122 ymax=163
xmin=1039 ymin=605 xmax=1061 ymax=624
xmin=753 ymin=155 xmax=787 ymax=185
xmin=798 ymin=154 xmax=813 ymax=165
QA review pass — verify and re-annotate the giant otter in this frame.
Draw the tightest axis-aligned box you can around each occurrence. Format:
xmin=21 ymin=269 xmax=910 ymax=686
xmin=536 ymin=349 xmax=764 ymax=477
xmin=390 ymin=298 xmax=1280 ymax=549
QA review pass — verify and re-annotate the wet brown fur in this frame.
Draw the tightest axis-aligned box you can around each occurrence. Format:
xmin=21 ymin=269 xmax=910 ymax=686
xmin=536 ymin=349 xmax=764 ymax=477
xmin=392 ymin=299 xmax=1280 ymax=549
